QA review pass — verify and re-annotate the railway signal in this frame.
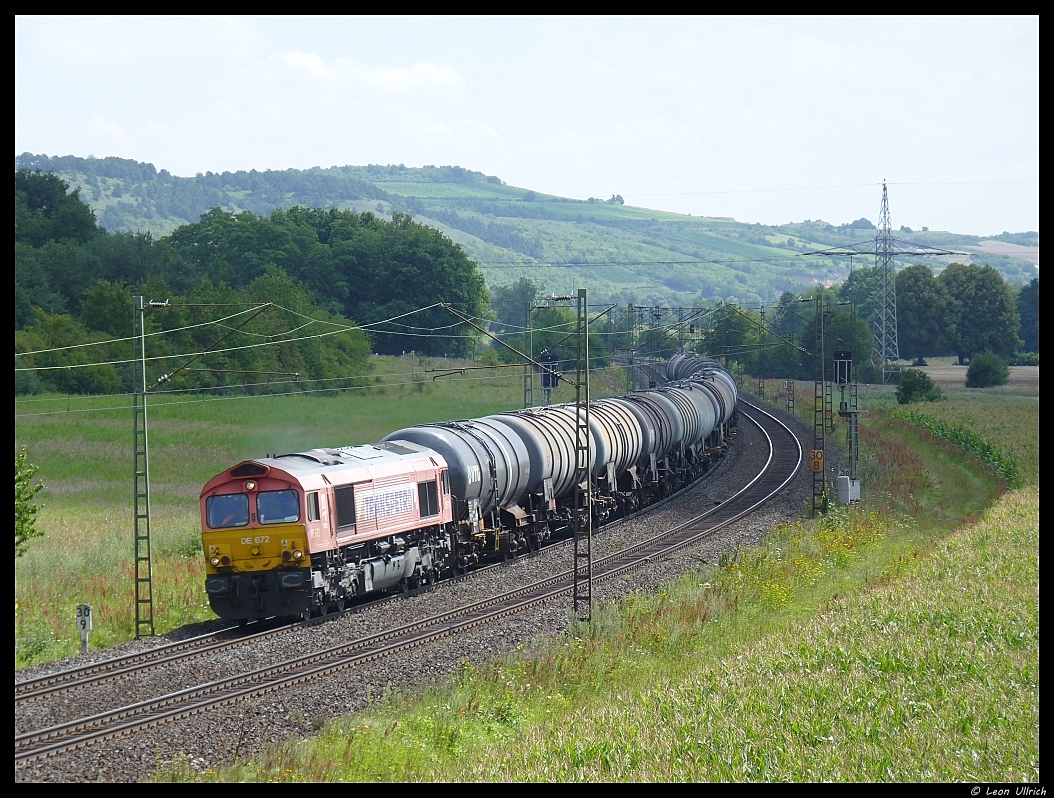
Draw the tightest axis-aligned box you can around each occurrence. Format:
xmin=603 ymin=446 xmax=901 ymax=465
xmin=833 ymin=351 xmax=861 ymax=504
xmin=538 ymin=350 xmax=560 ymax=406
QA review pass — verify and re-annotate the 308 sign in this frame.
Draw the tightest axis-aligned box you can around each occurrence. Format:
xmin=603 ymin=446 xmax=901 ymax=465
xmin=809 ymin=449 xmax=824 ymax=473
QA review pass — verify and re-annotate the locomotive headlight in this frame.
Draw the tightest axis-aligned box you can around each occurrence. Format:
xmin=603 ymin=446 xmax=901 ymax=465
xmin=245 ymin=481 xmax=256 ymax=491
xmin=292 ymin=549 xmax=304 ymax=561
xmin=220 ymin=555 xmax=231 ymax=566
xmin=282 ymin=550 xmax=293 ymax=562
xmin=209 ymin=556 xmax=221 ymax=567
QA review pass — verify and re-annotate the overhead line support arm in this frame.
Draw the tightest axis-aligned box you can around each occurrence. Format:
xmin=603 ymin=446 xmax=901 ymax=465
xmin=441 ymin=303 xmax=574 ymax=388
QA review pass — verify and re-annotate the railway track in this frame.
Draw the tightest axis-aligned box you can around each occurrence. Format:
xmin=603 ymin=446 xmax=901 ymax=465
xmin=15 ymin=400 xmax=800 ymax=766
xmin=15 ymin=410 xmax=741 ymax=710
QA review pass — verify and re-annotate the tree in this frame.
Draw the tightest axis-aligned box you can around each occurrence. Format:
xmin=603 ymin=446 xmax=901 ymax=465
xmin=15 ymin=310 xmax=123 ymax=395
xmin=837 ymin=266 xmax=884 ymax=324
xmin=783 ymin=292 xmax=874 ymax=382
xmin=937 ymin=263 xmax=1021 ymax=364
xmin=896 ymin=264 xmax=953 ymax=364
xmin=895 ymin=369 xmax=944 ymax=404
xmin=490 ymin=277 xmax=543 ymax=332
xmin=966 ymin=352 xmax=1010 ymax=388
xmin=15 ymin=447 xmax=45 ymax=557
xmin=699 ymin=302 xmax=755 ymax=372
xmin=823 ymin=310 xmax=874 ymax=380
xmin=80 ymin=280 xmax=133 ymax=337
xmin=1017 ymin=278 xmax=1039 ymax=353
xmin=755 ymin=291 xmax=805 ymax=379
xmin=163 ymin=207 xmax=489 ymax=358
xmin=15 ymin=170 xmax=101 ymax=247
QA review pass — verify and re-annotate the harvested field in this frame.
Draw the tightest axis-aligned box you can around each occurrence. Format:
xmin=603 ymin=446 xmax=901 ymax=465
xmin=916 ymin=363 xmax=1038 ymax=392
xmin=965 ymin=240 xmax=1040 ymax=265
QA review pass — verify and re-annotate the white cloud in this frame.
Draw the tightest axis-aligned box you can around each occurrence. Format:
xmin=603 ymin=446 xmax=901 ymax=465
xmin=278 ymin=51 xmax=462 ymax=94
xmin=282 ymin=51 xmax=335 ymax=80
xmin=358 ymin=62 xmax=463 ymax=92
xmin=86 ymin=115 xmax=134 ymax=146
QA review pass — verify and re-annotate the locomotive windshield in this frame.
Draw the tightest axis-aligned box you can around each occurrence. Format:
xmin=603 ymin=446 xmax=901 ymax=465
xmin=258 ymin=489 xmax=301 ymax=524
xmin=206 ymin=494 xmax=249 ymax=528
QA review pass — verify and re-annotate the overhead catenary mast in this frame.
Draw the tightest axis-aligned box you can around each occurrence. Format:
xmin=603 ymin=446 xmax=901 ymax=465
xmin=872 ymin=181 xmax=899 ymax=383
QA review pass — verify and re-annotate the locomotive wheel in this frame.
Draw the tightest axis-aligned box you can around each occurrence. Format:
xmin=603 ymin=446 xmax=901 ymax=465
xmin=299 ymin=607 xmax=311 ymax=622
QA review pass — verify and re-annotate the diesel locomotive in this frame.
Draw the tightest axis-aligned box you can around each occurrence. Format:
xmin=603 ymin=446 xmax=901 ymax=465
xmin=200 ymin=354 xmax=737 ymax=621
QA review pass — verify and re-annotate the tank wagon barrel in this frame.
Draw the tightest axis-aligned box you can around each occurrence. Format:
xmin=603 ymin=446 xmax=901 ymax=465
xmin=199 ymin=353 xmax=739 ymax=621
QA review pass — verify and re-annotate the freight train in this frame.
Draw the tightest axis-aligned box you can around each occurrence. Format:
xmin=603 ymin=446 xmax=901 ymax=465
xmin=199 ymin=354 xmax=737 ymax=621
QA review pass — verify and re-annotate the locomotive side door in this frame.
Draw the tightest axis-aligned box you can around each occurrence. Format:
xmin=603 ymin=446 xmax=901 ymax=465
xmin=319 ymin=491 xmax=334 ymax=540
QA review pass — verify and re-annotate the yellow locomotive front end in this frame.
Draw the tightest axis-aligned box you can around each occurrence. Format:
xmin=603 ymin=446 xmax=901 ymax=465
xmin=201 ymin=465 xmax=313 ymax=621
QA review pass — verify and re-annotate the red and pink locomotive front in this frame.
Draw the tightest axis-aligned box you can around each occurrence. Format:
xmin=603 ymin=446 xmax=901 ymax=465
xmin=200 ymin=442 xmax=452 ymax=621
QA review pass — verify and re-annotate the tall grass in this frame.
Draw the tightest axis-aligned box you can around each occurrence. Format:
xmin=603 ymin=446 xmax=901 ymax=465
xmin=892 ymin=410 xmax=1022 ymax=488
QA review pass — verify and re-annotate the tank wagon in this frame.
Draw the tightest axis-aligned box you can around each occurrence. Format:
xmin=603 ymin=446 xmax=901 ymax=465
xmin=200 ymin=356 xmax=737 ymax=621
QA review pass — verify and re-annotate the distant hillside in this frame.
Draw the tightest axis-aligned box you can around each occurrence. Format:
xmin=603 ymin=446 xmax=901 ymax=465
xmin=15 ymin=153 xmax=1039 ymax=303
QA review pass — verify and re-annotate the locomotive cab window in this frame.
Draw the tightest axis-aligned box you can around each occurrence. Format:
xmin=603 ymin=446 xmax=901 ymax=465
xmin=307 ymin=491 xmax=320 ymax=522
xmin=257 ymin=489 xmax=300 ymax=524
xmin=334 ymin=485 xmax=356 ymax=529
xmin=207 ymin=493 xmax=249 ymax=528
xmin=418 ymin=479 xmax=439 ymax=518
xmin=441 ymin=469 xmax=450 ymax=495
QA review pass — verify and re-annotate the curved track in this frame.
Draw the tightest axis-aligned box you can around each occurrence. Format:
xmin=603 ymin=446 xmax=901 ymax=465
xmin=15 ymin=405 xmax=744 ymax=707
xmin=15 ymin=400 xmax=800 ymax=766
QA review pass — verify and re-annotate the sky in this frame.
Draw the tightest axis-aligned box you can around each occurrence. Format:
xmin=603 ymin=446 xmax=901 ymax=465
xmin=15 ymin=16 xmax=1039 ymax=236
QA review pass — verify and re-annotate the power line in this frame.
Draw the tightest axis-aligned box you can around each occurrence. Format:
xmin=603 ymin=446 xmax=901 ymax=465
xmin=400 ymin=178 xmax=1036 ymax=202
xmin=14 ymin=305 xmax=266 ymax=357
xmin=14 ymin=302 xmax=471 ymax=373
xmin=13 ymin=364 xmax=625 ymax=419
xmin=471 ymin=256 xmax=803 ymax=268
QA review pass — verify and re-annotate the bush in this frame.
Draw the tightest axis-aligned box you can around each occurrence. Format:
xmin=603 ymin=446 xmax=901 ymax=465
xmin=1006 ymin=352 xmax=1038 ymax=366
xmin=966 ymin=352 xmax=1010 ymax=388
xmin=895 ymin=369 xmax=944 ymax=404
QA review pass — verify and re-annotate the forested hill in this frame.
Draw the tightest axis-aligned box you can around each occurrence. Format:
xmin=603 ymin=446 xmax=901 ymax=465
xmin=14 ymin=153 xmax=391 ymax=236
xmin=15 ymin=168 xmax=491 ymax=396
xmin=15 ymin=152 xmax=1039 ymax=306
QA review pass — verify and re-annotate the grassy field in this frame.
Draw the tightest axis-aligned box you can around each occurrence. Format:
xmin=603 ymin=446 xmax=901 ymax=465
xmin=160 ymin=380 xmax=1038 ymax=782
xmin=16 ymin=365 xmax=1040 ymax=782
xmin=14 ymin=357 xmax=625 ymax=666
xmin=754 ymin=370 xmax=1039 ymax=484
xmin=164 ymin=383 xmax=1037 ymax=780
xmin=179 ymin=488 xmax=1037 ymax=782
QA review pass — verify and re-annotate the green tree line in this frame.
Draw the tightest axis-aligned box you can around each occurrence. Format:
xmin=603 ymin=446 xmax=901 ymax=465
xmin=15 ymin=170 xmax=490 ymax=395
xmin=841 ymin=263 xmax=1035 ymax=364
xmin=699 ymin=261 xmax=1035 ymax=382
xmin=488 ymin=263 xmax=1035 ymax=385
